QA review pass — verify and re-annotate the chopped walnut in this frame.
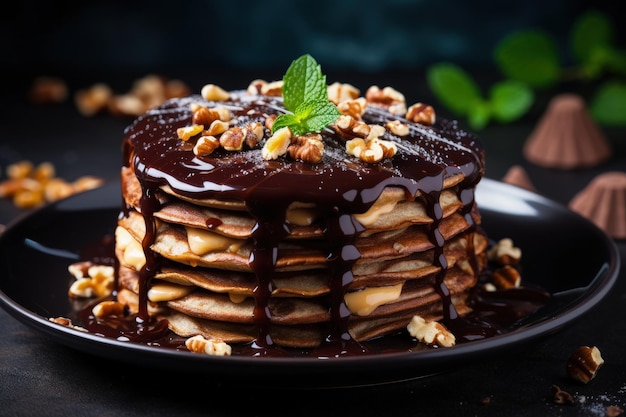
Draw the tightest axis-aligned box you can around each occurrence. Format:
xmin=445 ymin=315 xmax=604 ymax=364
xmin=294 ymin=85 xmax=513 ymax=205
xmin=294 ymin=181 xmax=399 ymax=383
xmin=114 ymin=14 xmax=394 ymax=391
xmin=345 ymin=134 xmax=396 ymax=164
xmin=260 ymin=80 xmax=283 ymax=96
xmin=262 ymin=127 xmax=292 ymax=160
xmin=265 ymin=114 xmax=277 ymax=131
xmin=216 ymin=124 xmax=264 ymax=152
xmin=75 ymin=83 xmax=113 ymax=116
xmin=365 ymin=85 xmax=407 ymax=115
xmin=491 ymin=265 xmax=521 ymax=289
xmin=287 ymin=134 xmax=324 ymax=163
xmin=406 ymin=102 xmax=436 ymax=125
xmin=247 ymin=79 xmax=267 ymax=95
xmin=386 ymin=120 xmax=409 ymax=136
xmin=551 ymin=385 xmax=574 ymax=405
xmin=327 ymin=82 xmax=360 ymax=105
xmin=566 ymin=345 xmax=604 ymax=384
xmin=177 ymin=124 xmax=204 ymax=141
xmin=243 ymin=122 xmax=264 ymax=148
xmin=72 ymin=176 xmax=104 ymax=193
xmin=333 ymin=114 xmax=371 ymax=139
xmin=193 ymin=136 xmax=220 ymax=157
xmin=219 ymin=128 xmax=246 ymax=151
xmin=204 ymin=120 xmax=230 ymax=136
xmin=29 ymin=76 xmax=68 ymax=104
xmin=185 ymin=334 xmax=232 ymax=356
xmin=108 ymin=93 xmax=146 ymax=117
xmin=193 ymin=106 xmax=220 ymax=126
xmin=407 ymin=315 xmax=456 ymax=347
xmin=606 ymin=405 xmax=625 ymax=417
xmin=201 ymin=84 xmax=230 ymax=101
xmin=92 ymin=300 xmax=126 ymax=318
xmin=337 ymin=97 xmax=368 ymax=120
xmin=68 ymin=262 xmax=115 ymax=298
xmin=49 ymin=317 xmax=88 ymax=332
xmin=0 ymin=160 xmax=103 ymax=209
xmin=488 ymin=238 xmax=522 ymax=265
xmin=192 ymin=105 xmax=231 ymax=125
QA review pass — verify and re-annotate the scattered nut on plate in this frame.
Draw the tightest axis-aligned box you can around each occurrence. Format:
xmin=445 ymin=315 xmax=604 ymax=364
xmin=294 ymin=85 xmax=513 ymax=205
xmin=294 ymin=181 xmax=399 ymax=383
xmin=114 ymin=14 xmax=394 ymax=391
xmin=566 ymin=345 xmax=604 ymax=384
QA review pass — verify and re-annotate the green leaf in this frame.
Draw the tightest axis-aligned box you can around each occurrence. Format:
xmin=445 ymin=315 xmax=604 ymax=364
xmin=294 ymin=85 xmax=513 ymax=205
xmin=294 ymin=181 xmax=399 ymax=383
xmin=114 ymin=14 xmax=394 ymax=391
xmin=294 ymin=100 xmax=340 ymax=135
xmin=426 ymin=63 xmax=483 ymax=116
xmin=605 ymin=48 xmax=626 ymax=77
xmin=589 ymin=81 xmax=626 ymax=126
xmin=467 ymin=100 xmax=491 ymax=131
xmin=272 ymin=113 xmax=301 ymax=133
xmin=489 ymin=81 xmax=534 ymax=123
xmin=273 ymin=100 xmax=340 ymax=136
xmin=282 ymin=54 xmax=328 ymax=112
xmin=494 ymin=29 xmax=561 ymax=88
xmin=271 ymin=54 xmax=339 ymax=136
xmin=571 ymin=10 xmax=613 ymax=64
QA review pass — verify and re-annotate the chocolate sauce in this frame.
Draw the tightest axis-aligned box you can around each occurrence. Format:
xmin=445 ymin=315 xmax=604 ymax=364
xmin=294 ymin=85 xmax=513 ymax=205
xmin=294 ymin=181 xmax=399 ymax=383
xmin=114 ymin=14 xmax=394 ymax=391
xmin=69 ymin=91 xmax=550 ymax=357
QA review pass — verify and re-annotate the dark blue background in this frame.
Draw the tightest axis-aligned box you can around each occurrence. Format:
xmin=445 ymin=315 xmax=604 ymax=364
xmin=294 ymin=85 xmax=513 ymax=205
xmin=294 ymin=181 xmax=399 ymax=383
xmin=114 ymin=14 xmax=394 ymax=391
xmin=3 ymin=0 xmax=620 ymax=74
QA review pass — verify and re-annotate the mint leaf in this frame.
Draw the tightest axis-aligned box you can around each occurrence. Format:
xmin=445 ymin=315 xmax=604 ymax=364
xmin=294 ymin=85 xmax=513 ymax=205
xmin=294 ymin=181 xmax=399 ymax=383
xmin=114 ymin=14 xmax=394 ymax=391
xmin=282 ymin=54 xmax=328 ymax=112
xmin=494 ymin=29 xmax=560 ymax=89
xmin=605 ymin=48 xmax=626 ymax=76
xmin=273 ymin=99 xmax=340 ymax=136
xmin=590 ymin=81 xmax=626 ymax=125
xmin=467 ymin=100 xmax=491 ymax=131
xmin=571 ymin=11 xmax=613 ymax=65
xmin=426 ymin=63 xmax=483 ymax=116
xmin=271 ymin=54 xmax=340 ymax=135
xmin=294 ymin=100 xmax=340 ymax=135
xmin=489 ymin=80 xmax=534 ymax=123
xmin=271 ymin=113 xmax=301 ymax=132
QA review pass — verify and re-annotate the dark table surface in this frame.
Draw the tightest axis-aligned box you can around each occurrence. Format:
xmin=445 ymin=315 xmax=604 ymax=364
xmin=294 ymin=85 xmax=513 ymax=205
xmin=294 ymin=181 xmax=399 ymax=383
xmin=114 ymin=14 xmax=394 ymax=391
xmin=1 ymin=70 xmax=625 ymax=416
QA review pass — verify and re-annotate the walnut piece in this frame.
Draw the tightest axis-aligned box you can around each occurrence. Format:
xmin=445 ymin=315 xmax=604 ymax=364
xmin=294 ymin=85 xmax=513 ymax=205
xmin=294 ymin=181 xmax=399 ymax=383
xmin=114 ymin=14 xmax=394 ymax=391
xmin=92 ymin=300 xmax=126 ymax=318
xmin=345 ymin=136 xmax=397 ymax=163
xmin=406 ymin=102 xmax=436 ymax=125
xmin=219 ymin=128 xmax=246 ymax=151
xmin=606 ymin=405 xmax=625 ymax=417
xmin=30 ymin=76 xmax=68 ymax=104
xmin=193 ymin=136 xmax=220 ymax=157
xmin=49 ymin=317 xmax=88 ymax=332
xmin=386 ymin=120 xmax=409 ymax=136
xmin=487 ymin=238 xmax=522 ymax=265
xmin=551 ymin=385 xmax=574 ymax=405
xmin=407 ymin=315 xmax=456 ymax=347
xmin=0 ymin=160 xmax=103 ymax=209
xmin=327 ymin=82 xmax=360 ymax=105
xmin=68 ymin=262 xmax=115 ymax=298
xmin=566 ymin=345 xmax=604 ymax=384
xmin=262 ymin=127 xmax=292 ymax=160
xmin=333 ymin=114 xmax=371 ymax=139
xmin=491 ymin=265 xmax=521 ymax=289
xmin=177 ymin=124 xmax=204 ymax=141
xmin=365 ymin=85 xmax=407 ymax=115
xmin=201 ymin=84 xmax=230 ymax=101
xmin=260 ymin=80 xmax=283 ymax=96
xmin=185 ymin=335 xmax=232 ymax=356
xmin=75 ymin=83 xmax=113 ymax=116
xmin=287 ymin=134 xmax=324 ymax=163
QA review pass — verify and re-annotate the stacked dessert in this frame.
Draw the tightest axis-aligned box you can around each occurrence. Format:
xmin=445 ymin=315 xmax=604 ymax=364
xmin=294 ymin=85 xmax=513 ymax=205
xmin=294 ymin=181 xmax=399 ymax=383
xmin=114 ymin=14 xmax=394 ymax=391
xmin=114 ymin=55 xmax=488 ymax=354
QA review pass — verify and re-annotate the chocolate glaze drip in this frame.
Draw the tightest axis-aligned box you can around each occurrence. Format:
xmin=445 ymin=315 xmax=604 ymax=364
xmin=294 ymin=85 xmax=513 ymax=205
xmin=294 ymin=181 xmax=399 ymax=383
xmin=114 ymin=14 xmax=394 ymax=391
xmin=88 ymin=90 xmax=550 ymax=357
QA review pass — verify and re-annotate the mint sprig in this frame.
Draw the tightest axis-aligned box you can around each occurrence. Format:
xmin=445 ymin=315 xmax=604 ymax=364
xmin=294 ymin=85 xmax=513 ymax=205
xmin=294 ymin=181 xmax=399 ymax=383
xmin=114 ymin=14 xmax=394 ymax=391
xmin=272 ymin=54 xmax=340 ymax=136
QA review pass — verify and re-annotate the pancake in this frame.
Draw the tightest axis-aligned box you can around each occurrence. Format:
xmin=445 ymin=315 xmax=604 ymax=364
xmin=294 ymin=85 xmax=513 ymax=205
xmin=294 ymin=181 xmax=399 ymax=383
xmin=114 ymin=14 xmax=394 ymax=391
xmin=111 ymin=57 xmax=491 ymax=354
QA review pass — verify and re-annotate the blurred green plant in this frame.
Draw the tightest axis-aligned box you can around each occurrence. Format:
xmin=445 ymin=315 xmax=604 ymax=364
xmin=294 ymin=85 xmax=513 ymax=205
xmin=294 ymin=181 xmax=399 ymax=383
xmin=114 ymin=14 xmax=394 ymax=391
xmin=426 ymin=10 xmax=626 ymax=130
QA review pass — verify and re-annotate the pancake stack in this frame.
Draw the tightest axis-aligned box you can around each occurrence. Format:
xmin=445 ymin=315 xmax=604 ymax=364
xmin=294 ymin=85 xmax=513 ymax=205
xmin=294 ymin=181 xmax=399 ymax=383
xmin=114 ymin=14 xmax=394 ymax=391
xmin=114 ymin=69 xmax=488 ymax=354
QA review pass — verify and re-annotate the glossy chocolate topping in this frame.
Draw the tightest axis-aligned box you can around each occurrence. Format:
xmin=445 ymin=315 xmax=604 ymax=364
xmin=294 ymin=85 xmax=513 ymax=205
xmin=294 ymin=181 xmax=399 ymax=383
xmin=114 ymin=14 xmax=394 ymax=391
xmin=123 ymin=93 xmax=484 ymax=206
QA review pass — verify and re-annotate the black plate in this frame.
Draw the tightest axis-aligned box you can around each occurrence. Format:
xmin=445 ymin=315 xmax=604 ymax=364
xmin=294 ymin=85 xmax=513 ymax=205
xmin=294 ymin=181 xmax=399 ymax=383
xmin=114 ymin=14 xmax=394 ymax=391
xmin=0 ymin=179 xmax=620 ymax=388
